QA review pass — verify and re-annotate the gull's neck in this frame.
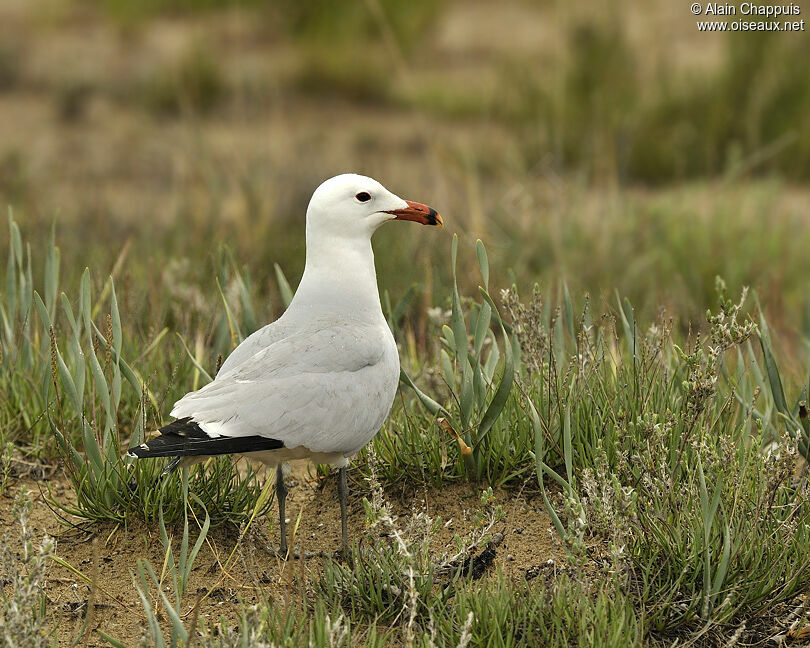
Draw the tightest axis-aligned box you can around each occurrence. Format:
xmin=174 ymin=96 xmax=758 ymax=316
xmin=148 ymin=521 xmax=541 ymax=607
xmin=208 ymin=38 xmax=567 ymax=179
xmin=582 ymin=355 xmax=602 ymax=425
xmin=286 ymin=232 xmax=384 ymax=321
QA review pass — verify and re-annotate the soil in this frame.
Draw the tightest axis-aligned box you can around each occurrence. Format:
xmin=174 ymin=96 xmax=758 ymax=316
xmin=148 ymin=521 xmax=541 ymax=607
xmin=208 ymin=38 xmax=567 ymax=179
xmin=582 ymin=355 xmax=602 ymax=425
xmin=3 ymin=1 xmax=806 ymax=645
xmin=0 ymin=462 xmax=564 ymax=647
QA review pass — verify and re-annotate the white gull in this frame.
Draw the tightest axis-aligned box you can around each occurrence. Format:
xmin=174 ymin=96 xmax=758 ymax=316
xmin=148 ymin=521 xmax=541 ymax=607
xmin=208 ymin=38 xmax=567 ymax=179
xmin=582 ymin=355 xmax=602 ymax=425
xmin=129 ymin=173 xmax=442 ymax=556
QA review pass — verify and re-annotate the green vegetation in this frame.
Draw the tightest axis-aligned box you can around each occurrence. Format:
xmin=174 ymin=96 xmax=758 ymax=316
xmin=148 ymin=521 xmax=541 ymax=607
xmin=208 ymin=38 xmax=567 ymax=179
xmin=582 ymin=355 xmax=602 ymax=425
xmin=96 ymin=0 xmax=269 ymax=22
xmin=139 ymin=44 xmax=226 ymax=117
xmin=3 ymin=211 xmax=810 ymax=645
xmin=84 ymin=1 xmax=810 ymax=181
xmin=0 ymin=215 xmax=275 ymax=526
xmin=408 ymin=20 xmax=810 ymax=183
xmin=2 ymin=0 xmax=810 ymax=645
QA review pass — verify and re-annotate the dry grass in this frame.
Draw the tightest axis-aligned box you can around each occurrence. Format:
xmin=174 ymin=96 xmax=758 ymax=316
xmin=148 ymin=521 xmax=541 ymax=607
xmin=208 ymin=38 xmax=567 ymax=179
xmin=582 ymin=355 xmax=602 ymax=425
xmin=2 ymin=0 xmax=810 ymax=646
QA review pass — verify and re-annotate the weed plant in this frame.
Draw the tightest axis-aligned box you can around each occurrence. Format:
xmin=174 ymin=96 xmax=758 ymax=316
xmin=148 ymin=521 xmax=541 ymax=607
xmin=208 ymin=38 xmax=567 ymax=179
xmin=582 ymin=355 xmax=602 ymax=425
xmin=517 ymin=282 xmax=809 ymax=637
xmin=368 ymin=237 xmax=810 ymax=639
xmin=127 ymin=449 xmax=642 ymax=648
xmin=305 ymin=451 xmax=641 ymax=648
xmin=1 ymin=490 xmax=56 ymax=648
xmin=3 ymin=213 xmax=810 ymax=644
xmin=0 ymin=215 xmax=275 ymax=526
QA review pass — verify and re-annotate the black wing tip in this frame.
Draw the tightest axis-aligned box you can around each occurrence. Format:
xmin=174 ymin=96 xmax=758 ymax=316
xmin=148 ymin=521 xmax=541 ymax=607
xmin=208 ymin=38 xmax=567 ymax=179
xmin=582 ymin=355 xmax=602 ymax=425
xmin=128 ymin=417 xmax=212 ymax=459
xmin=128 ymin=417 xmax=286 ymax=459
xmin=128 ymin=443 xmax=151 ymax=458
xmin=126 ymin=448 xmax=182 ymax=476
xmin=159 ymin=417 xmax=208 ymax=438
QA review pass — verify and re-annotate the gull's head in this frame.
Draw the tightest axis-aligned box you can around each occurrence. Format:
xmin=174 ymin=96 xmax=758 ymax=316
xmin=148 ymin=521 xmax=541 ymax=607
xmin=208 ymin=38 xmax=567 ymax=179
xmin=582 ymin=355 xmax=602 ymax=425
xmin=306 ymin=173 xmax=442 ymax=240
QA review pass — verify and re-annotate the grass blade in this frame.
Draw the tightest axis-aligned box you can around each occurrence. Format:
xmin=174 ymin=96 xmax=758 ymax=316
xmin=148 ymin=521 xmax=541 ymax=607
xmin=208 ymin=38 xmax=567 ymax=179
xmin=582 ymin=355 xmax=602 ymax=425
xmin=274 ymin=263 xmax=294 ymax=307
xmin=399 ymin=369 xmax=447 ymax=416
xmin=476 ymin=239 xmax=489 ymax=290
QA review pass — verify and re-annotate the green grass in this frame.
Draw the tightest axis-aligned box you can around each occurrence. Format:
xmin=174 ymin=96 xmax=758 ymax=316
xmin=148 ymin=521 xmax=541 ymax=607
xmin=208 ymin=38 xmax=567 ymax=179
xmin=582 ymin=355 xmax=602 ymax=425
xmin=399 ymin=14 xmax=810 ymax=184
xmin=139 ymin=42 xmax=227 ymax=117
xmin=372 ymin=242 xmax=810 ymax=640
xmin=97 ymin=0 xmax=270 ymax=22
xmin=4 ymin=210 xmax=810 ymax=644
xmin=13 ymin=177 xmax=810 ymax=344
xmin=3 ymin=2 xmax=810 ymax=644
xmin=0 ymin=214 xmax=277 ymax=526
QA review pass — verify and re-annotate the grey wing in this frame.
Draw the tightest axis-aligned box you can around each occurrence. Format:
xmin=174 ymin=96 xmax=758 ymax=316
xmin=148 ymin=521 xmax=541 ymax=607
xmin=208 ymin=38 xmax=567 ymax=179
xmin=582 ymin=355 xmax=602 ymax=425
xmin=171 ymin=326 xmax=399 ymax=455
xmin=217 ymin=318 xmax=296 ymax=376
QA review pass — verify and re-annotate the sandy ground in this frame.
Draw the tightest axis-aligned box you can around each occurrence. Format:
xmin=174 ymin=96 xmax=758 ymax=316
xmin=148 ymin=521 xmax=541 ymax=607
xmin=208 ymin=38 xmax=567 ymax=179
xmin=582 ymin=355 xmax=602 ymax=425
xmin=2 ymin=1 xmax=807 ymax=645
xmin=1 ymin=463 xmax=564 ymax=646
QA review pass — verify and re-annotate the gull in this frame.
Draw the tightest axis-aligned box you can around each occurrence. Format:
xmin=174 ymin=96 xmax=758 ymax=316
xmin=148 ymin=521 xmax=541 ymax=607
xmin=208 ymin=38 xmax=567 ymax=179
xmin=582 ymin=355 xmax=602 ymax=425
xmin=129 ymin=173 xmax=442 ymax=557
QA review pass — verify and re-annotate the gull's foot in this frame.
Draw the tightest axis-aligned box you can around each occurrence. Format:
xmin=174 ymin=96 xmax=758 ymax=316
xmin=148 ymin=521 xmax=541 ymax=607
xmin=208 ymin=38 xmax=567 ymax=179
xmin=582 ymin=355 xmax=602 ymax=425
xmin=331 ymin=544 xmax=354 ymax=565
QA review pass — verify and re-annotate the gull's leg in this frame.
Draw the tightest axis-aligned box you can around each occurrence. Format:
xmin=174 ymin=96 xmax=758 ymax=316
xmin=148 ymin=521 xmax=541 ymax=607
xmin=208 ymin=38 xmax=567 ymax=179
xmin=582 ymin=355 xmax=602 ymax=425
xmin=338 ymin=466 xmax=349 ymax=556
xmin=276 ymin=464 xmax=289 ymax=558
xmin=267 ymin=464 xmax=323 ymax=560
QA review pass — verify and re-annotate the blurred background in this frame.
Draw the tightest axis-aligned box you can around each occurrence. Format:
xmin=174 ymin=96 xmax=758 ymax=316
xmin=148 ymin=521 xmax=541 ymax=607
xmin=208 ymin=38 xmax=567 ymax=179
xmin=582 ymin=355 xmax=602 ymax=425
xmin=1 ymin=0 xmax=809 ymax=344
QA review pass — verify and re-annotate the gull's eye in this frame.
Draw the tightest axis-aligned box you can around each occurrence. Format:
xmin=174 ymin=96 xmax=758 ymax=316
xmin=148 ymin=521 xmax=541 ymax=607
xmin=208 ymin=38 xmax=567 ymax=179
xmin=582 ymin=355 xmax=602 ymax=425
xmin=355 ymin=192 xmax=372 ymax=203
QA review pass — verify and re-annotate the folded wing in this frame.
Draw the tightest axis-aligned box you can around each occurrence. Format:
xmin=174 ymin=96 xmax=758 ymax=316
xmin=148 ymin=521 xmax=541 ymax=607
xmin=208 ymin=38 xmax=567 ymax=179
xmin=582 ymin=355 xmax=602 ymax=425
xmin=170 ymin=324 xmax=396 ymax=455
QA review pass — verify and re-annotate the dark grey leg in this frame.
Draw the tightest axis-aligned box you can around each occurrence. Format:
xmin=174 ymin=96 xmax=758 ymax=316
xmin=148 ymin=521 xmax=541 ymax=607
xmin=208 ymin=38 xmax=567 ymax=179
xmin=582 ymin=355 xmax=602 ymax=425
xmin=276 ymin=464 xmax=289 ymax=558
xmin=338 ymin=466 xmax=349 ymax=555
